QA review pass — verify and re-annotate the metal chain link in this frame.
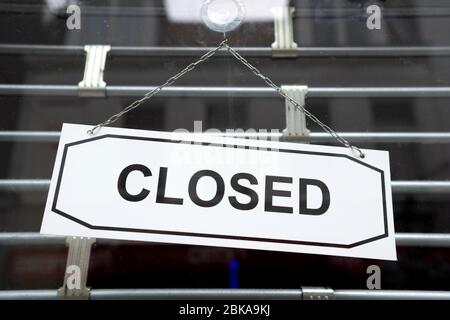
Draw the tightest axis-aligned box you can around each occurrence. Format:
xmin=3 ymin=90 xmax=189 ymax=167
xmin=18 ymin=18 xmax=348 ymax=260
xmin=89 ymin=39 xmax=365 ymax=158
xmin=87 ymin=39 xmax=229 ymax=135
xmin=223 ymin=43 xmax=365 ymax=158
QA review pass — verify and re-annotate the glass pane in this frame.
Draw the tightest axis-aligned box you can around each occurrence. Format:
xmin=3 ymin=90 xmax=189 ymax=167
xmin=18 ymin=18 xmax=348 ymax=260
xmin=0 ymin=0 xmax=449 ymax=294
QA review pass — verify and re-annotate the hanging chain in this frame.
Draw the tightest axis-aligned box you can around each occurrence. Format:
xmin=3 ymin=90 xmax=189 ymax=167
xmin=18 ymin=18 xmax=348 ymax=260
xmin=88 ymin=39 xmax=365 ymax=158
xmin=87 ymin=39 xmax=229 ymax=135
xmin=222 ymin=43 xmax=365 ymax=158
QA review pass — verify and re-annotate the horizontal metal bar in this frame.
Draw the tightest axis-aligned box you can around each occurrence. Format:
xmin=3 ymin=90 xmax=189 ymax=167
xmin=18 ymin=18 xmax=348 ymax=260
xmin=0 ymin=179 xmax=50 ymax=191
xmin=2 ymin=4 xmax=450 ymax=18
xmin=333 ymin=290 xmax=450 ymax=300
xmin=395 ymin=233 xmax=450 ymax=247
xmin=0 ymin=289 xmax=449 ymax=300
xmin=3 ymin=44 xmax=450 ymax=57
xmin=108 ymin=86 xmax=450 ymax=98
xmin=1 ymin=180 xmax=449 ymax=193
xmin=2 ymin=131 xmax=450 ymax=144
xmin=0 ymin=4 xmax=166 ymax=17
xmin=0 ymin=233 xmax=65 ymax=246
xmin=392 ymin=181 xmax=450 ymax=194
xmin=0 ymin=44 xmax=84 ymax=55
xmin=307 ymin=87 xmax=450 ymax=98
xmin=2 ymin=85 xmax=450 ymax=98
xmin=0 ymin=85 xmax=78 ymax=96
xmin=115 ymin=46 xmax=450 ymax=57
xmin=302 ymin=7 xmax=450 ymax=19
xmin=163 ymin=132 xmax=450 ymax=143
xmin=92 ymin=289 xmax=303 ymax=300
xmin=0 ymin=131 xmax=60 ymax=142
xmin=0 ymin=290 xmax=58 ymax=300
xmin=0 ymin=232 xmax=449 ymax=247
xmin=0 ymin=233 xmax=124 ymax=246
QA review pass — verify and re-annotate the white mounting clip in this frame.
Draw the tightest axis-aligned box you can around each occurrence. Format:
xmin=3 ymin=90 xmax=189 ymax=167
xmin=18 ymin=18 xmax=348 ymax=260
xmin=302 ymin=287 xmax=335 ymax=300
xmin=271 ymin=7 xmax=298 ymax=58
xmin=78 ymin=45 xmax=111 ymax=97
xmin=58 ymin=237 xmax=96 ymax=300
xmin=282 ymin=85 xmax=310 ymax=142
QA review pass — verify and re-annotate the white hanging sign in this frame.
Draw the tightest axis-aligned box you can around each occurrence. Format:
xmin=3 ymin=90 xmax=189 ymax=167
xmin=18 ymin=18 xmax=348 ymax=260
xmin=41 ymin=123 xmax=396 ymax=260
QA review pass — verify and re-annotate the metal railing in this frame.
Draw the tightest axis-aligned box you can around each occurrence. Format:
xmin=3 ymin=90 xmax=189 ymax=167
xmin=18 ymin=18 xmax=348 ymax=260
xmin=2 ymin=5 xmax=450 ymax=19
xmin=0 ymin=288 xmax=449 ymax=300
xmin=2 ymin=85 xmax=450 ymax=98
xmin=1 ymin=34 xmax=450 ymax=301
xmin=1 ymin=131 xmax=450 ymax=144
xmin=1 ymin=232 xmax=449 ymax=247
xmin=3 ymin=44 xmax=450 ymax=57
xmin=1 ymin=179 xmax=449 ymax=193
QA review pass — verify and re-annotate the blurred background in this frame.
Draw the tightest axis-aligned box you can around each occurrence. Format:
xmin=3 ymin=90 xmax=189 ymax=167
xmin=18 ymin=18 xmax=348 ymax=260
xmin=0 ymin=0 xmax=449 ymax=292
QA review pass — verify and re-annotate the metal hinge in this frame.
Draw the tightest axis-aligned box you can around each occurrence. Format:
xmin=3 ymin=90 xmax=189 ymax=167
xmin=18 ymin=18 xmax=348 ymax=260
xmin=282 ymin=85 xmax=310 ymax=142
xmin=271 ymin=7 xmax=298 ymax=58
xmin=58 ymin=237 xmax=96 ymax=300
xmin=78 ymin=45 xmax=110 ymax=97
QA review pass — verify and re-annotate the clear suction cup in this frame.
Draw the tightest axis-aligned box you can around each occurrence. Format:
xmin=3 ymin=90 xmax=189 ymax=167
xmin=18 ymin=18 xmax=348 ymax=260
xmin=201 ymin=0 xmax=245 ymax=33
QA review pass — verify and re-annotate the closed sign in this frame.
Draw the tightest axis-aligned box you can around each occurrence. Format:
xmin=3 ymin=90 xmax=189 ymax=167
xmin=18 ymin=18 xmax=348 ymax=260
xmin=41 ymin=123 xmax=396 ymax=260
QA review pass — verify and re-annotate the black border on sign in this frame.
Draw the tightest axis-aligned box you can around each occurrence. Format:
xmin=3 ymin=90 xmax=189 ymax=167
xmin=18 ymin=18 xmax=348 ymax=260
xmin=51 ymin=134 xmax=389 ymax=249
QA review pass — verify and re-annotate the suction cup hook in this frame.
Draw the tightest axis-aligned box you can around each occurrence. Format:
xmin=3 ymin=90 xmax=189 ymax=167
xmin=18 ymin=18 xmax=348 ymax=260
xmin=201 ymin=0 xmax=245 ymax=33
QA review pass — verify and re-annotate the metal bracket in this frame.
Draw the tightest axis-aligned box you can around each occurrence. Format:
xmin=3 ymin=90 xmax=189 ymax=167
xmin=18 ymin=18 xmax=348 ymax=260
xmin=282 ymin=85 xmax=310 ymax=142
xmin=271 ymin=7 xmax=298 ymax=58
xmin=302 ymin=287 xmax=335 ymax=300
xmin=78 ymin=45 xmax=110 ymax=97
xmin=58 ymin=237 xmax=96 ymax=300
